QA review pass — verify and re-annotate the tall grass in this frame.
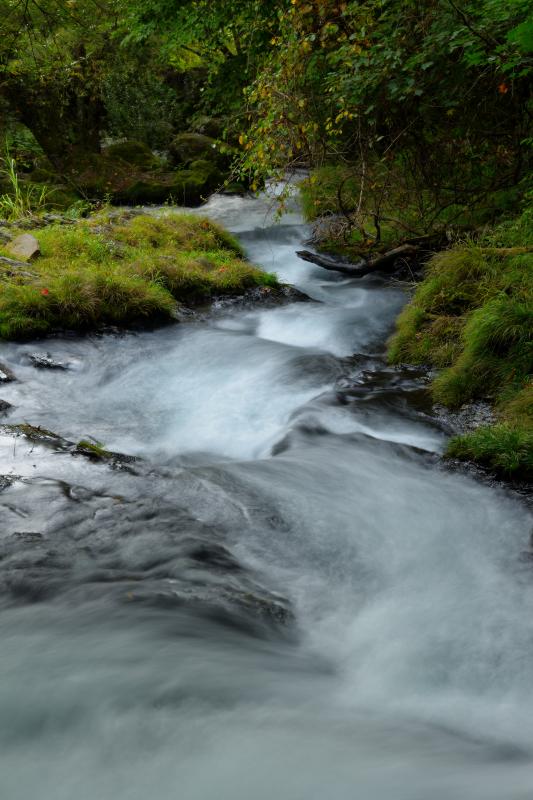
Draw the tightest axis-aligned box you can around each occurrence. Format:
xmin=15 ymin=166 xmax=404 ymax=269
xmin=0 ymin=145 xmax=50 ymax=220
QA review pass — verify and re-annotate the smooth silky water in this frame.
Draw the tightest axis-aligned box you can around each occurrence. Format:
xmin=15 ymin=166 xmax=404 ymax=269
xmin=0 ymin=189 xmax=532 ymax=799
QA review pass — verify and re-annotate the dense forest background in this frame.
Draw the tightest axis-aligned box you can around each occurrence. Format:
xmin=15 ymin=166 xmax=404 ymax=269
xmin=1 ymin=0 xmax=531 ymax=221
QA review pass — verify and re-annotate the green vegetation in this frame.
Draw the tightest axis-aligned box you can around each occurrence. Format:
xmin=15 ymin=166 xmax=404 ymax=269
xmin=447 ymin=423 xmax=533 ymax=480
xmin=0 ymin=213 xmax=277 ymax=339
xmin=0 ymin=148 xmax=50 ymax=220
xmin=388 ymin=207 xmax=533 ymax=479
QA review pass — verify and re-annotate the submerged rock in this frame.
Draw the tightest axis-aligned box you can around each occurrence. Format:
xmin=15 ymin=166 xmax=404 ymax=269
xmin=0 ymin=474 xmax=293 ymax=636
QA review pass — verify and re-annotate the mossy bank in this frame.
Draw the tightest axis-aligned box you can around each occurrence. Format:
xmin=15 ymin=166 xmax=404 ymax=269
xmin=0 ymin=211 xmax=278 ymax=339
xmin=388 ymin=207 xmax=532 ymax=482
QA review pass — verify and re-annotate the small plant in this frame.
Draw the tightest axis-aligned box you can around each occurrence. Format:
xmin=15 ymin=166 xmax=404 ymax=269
xmin=64 ymin=199 xmax=93 ymax=220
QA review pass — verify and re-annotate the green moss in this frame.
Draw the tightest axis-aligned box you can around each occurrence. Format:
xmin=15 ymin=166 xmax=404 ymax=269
xmin=103 ymin=141 xmax=160 ymax=170
xmin=0 ymin=212 xmax=277 ymax=339
xmin=76 ymin=439 xmax=113 ymax=459
xmin=169 ymin=133 xmax=225 ymax=167
xmin=388 ymin=207 xmax=533 ymax=479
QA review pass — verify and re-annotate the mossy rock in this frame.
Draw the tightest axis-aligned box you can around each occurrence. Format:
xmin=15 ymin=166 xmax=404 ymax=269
xmin=191 ymin=116 xmax=225 ymax=139
xmin=103 ymin=141 xmax=161 ymax=171
xmin=116 ymin=161 xmax=223 ymax=206
xmin=169 ymin=133 xmax=230 ymax=170
xmin=68 ymin=147 xmax=223 ymax=206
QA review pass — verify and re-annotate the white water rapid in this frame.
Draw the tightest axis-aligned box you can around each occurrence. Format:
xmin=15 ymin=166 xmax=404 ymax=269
xmin=0 ymin=188 xmax=531 ymax=799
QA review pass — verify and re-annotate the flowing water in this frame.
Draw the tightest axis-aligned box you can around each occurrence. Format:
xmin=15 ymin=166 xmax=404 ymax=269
xmin=0 ymin=189 xmax=532 ymax=799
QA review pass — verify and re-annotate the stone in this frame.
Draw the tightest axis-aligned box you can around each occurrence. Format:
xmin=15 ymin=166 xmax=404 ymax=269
xmin=0 ymin=256 xmax=38 ymax=279
xmin=0 ymin=400 xmax=13 ymax=417
xmin=5 ymin=233 xmax=41 ymax=262
xmin=0 ymin=363 xmax=16 ymax=383
xmin=27 ymin=353 xmax=69 ymax=370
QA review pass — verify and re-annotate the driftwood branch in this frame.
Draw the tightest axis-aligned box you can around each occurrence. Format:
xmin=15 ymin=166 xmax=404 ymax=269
xmin=296 ymin=244 xmax=419 ymax=278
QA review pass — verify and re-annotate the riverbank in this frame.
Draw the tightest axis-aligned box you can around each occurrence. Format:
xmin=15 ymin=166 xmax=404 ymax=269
xmin=299 ymin=175 xmax=532 ymax=483
xmin=0 ymin=209 xmax=278 ymax=339
xmin=387 ymin=208 xmax=532 ymax=482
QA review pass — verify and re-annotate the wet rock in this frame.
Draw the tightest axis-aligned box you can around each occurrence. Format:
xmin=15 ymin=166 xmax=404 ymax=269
xmin=170 ymin=304 xmax=199 ymax=323
xmin=0 ymin=363 xmax=16 ymax=382
xmin=187 ymin=542 xmax=244 ymax=572
xmin=0 ymin=400 xmax=13 ymax=417
xmin=5 ymin=233 xmax=40 ymax=262
xmin=0 ymin=475 xmax=18 ymax=492
xmin=2 ymin=422 xmax=139 ymax=473
xmin=1 ymin=423 xmax=71 ymax=450
xmin=27 ymin=353 xmax=69 ymax=370
xmin=210 ymin=284 xmax=311 ymax=314
xmin=221 ymin=181 xmax=247 ymax=196
xmin=74 ymin=439 xmax=138 ymax=466
xmin=0 ymin=479 xmax=293 ymax=636
xmin=433 ymin=401 xmax=497 ymax=434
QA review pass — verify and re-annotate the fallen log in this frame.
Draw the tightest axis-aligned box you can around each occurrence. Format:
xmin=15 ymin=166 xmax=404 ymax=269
xmin=296 ymin=243 xmax=419 ymax=277
xmin=296 ymin=250 xmax=367 ymax=275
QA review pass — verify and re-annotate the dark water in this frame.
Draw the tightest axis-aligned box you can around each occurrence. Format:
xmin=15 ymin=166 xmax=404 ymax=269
xmin=0 ymin=190 xmax=532 ymax=799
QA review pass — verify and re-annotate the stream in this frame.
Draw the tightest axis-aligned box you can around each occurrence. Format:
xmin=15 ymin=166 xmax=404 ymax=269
xmin=0 ymin=188 xmax=532 ymax=799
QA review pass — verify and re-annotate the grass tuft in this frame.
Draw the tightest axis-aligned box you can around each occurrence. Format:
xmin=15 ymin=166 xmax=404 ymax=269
xmin=447 ymin=424 xmax=533 ymax=480
xmin=0 ymin=212 xmax=277 ymax=339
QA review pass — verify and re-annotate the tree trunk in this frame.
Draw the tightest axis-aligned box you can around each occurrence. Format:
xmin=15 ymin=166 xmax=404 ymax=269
xmin=2 ymin=76 xmax=104 ymax=173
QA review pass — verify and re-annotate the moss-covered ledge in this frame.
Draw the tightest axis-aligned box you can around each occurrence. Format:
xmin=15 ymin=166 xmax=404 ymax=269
xmin=0 ymin=210 xmax=278 ymax=340
xmin=387 ymin=209 xmax=533 ymax=482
